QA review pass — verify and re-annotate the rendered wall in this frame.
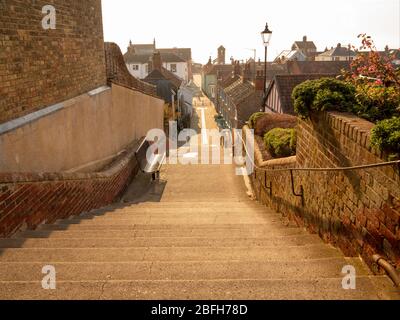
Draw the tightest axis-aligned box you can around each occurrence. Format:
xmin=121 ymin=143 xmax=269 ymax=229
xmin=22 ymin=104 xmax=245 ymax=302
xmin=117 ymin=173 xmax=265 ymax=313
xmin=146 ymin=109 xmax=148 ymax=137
xmin=0 ymin=84 xmax=164 ymax=173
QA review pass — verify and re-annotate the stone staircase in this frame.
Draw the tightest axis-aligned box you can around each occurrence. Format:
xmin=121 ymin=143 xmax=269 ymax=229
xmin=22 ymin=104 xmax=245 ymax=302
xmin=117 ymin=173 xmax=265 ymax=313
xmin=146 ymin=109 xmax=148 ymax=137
xmin=0 ymin=101 xmax=398 ymax=300
xmin=0 ymin=199 xmax=398 ymax=300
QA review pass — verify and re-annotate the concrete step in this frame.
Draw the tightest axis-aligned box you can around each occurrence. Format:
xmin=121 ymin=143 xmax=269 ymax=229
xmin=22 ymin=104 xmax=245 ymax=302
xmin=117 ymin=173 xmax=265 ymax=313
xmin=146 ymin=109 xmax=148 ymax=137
xmin=17 ymin=226 xmax=308 ymax=239
xmin=0 ymin=244 xmax=342 ymax=262
xmin=0 ymin=234 xmax=323 ymax=248
xmin=0 ymin=257 xmax=370 ymax=281
xmin=53 ymin=217 xmax=282 ymax=225
xmin=120 ymin=201 xmax=262 ymax=208
xmin=0 ymin=277 xmax=397 ymax=300
xmin=82 ymin=208 xmax=282 ymax=216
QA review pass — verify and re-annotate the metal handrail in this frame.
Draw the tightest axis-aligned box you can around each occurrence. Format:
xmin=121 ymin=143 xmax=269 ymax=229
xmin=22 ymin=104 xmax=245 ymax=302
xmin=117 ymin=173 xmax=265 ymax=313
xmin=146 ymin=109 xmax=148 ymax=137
xmin=238 ymin=130 xmax=400 ymax=173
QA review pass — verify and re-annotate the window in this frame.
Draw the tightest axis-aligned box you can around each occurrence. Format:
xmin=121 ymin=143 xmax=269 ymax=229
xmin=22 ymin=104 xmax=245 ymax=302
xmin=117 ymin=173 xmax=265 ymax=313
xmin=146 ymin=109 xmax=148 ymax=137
xmin=145 ymin=64 xmax=149 ymax=74
xmin=132 ymin=65 xmax=139 ymax=71
xmin=170 ymin=64 xmax=177 ymax=73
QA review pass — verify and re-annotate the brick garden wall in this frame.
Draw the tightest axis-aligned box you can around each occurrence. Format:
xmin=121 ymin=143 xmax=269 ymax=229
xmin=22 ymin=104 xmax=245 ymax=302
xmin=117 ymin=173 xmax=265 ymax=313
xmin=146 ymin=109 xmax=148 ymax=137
xmin=248 ymin=111 xmax=400 ymax=272
xmin=0 ymin=0 xmax=106 ymax=124
xmin=0 ymin=141 xmax=140 ymax=238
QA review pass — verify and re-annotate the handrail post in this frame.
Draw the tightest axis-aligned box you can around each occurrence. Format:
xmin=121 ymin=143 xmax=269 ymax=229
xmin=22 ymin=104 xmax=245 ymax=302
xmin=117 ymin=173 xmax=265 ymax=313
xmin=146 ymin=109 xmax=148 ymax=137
xmin=264 ymin=171 xmax=272 ymax=195
xmin=290 ymin=169 xmax=304 ymax=206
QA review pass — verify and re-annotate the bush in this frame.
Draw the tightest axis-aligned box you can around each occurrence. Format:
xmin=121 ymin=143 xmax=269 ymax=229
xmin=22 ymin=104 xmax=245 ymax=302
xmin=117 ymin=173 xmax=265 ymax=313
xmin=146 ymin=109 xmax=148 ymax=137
xmin=292 ymin=78 xmax=357 ymax=118
xmin=253 ymin=113 xmax=297 ymax=137
xmin=248 ymin=112 xmax=265 ymax=129
xmin=371 ymin=117 xmax=400 ymax=158
xmin=263 ymin=128 xmax=297 ymax=158
xmin=353 ymin=84 xmax=400 ymax=122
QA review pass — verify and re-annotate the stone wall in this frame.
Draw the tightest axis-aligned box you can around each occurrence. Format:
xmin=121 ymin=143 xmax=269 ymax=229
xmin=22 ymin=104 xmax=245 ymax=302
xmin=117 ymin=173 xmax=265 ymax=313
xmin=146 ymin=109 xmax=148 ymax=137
xmin=0 ymin=141 xmax=140 ymax=238
xmin=0 ymin=0 xmax=107 ymax=124
xmin=248 ymin=111 xmax=400 ymax=272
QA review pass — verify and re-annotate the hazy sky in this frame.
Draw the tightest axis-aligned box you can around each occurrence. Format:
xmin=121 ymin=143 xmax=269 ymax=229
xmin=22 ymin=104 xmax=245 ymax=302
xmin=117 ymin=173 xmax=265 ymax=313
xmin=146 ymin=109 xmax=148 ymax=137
xmin=102 ymin=0 xmax=400 ymax=64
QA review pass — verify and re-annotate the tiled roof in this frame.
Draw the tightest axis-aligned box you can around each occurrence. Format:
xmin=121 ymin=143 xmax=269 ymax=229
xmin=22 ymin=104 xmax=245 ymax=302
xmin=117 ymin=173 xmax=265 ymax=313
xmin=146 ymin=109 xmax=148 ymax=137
xmin=124 ymin=52 xmax=186 ymax=64
xmin=225 ymin=78 xmax=255 ymax=105
xmin=236 ymin=91 xmax=263 ymax=127
xmin=203 ymin=64 xmax=234 ymax=76
xmin=123 ymin=53 xmax=151 ymax=64
xmin=318 ymin=45 xmax=356 ymax=57
xmin=158 ymin=48 xmax=192 ymax=61
xmin=144 ymin=67 xmax=182 ymax=89
xmin=219 ymin=74 xmax=240 ymax=88
xmin=293 ymin=41 xmax=317 ymax=51
xmin=287 ymin=61 xmax=350 ymax=75
xmin=266 ymin=74 xmax=336 ymax=114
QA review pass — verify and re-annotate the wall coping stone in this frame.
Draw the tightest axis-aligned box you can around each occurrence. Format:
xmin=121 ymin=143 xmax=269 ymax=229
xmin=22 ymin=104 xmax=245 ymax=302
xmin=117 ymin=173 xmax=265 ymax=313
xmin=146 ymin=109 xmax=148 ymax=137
xmin=0 ymin=86 xmax=111 ymax=136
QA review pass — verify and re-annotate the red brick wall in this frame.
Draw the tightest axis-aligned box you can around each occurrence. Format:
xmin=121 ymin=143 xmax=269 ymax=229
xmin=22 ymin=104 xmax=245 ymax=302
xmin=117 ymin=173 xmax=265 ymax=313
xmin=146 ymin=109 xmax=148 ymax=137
xmin=104 ymin=42 xmax=158 ymax=97
xmin=248 ymin=112 xmax=400 ymax=273
xmin=0 ymin=0 xmax=107 ymax=124
xmin=0 ymin=144 xmax=139 ymax=238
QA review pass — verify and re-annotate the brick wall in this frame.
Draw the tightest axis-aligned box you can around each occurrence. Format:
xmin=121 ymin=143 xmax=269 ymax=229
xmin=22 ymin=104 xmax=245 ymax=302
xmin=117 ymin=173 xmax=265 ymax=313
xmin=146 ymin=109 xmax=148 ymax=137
xmin=0 ymin=141 xmax=140 ymax=238
xmin=0 ymin=0 xmax=107 ymax=124
xmin=104 ymin=42 xmax=158 ymax=97
xmin=248 ymin=111 xmax=400 ymax=273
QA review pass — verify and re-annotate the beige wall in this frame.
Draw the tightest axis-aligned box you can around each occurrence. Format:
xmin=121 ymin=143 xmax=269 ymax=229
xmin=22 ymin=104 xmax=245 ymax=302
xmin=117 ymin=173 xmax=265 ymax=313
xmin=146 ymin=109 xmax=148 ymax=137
xmin=0 ymin=84 xmax=164 ymax=173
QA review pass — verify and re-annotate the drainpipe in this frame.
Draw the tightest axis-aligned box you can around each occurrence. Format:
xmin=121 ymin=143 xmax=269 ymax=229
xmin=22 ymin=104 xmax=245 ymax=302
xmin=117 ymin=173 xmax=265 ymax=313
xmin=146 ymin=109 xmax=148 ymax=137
xmin=373 ymin=255 xmax=400 ymax=287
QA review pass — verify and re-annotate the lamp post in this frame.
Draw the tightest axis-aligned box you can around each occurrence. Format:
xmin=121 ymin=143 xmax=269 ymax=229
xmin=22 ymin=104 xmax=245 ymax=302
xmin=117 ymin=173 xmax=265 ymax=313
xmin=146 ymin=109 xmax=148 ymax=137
xmin=261 ymin=22 xmax=273 ymax=111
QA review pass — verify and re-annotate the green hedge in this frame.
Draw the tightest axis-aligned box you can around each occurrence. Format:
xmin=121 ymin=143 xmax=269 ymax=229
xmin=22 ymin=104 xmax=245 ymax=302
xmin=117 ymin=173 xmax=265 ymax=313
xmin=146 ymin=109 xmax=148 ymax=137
xmin=248 ymin=112 xmax=265 ymax=129
xmin=292 ymin=78 xmax=357 ymax=119
xmin=264 ymin=128 xmax=297 ymax=158
xmin=371 ymin=117 xmax=400 ymax=159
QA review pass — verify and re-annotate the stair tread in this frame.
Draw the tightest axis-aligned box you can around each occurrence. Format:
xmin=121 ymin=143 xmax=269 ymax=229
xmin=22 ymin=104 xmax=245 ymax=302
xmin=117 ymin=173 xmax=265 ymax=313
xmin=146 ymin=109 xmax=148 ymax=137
xmin=0 ymin=234 xmax=323 ymax=248
xmin=0 ymin=244 xmax=342 ymax=262
xmin=0 ymin=277 xmax=397 ymax=300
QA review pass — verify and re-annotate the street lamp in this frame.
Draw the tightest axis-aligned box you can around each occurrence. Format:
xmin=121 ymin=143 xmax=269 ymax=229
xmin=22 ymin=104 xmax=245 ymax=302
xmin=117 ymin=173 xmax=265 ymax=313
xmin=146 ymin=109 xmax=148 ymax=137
xmin=261 ymin=22 xmax=273 ymax=111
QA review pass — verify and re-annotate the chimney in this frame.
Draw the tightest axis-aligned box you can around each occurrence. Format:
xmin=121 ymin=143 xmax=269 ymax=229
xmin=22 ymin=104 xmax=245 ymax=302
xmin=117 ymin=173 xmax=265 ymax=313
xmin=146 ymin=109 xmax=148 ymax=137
xmin=234 ymin=61 xmax=241 ymax=76
xmin=152 ymin=51 xmax=162 ymax=71
xmin=337 ymin=43 xmax=341 ymax=48
xmin=243 ymin=62 xmax=252 ymax=82
xmin=303 ymin=36 xmax=307 ymax=42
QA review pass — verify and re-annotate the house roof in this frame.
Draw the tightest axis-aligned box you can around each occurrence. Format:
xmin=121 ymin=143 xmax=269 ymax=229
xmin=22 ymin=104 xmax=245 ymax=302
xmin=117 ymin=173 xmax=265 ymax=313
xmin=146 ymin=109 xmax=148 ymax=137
xmin=293 ymin=40 xmax=317 ymax=52
xmin=124 ymin=53 xmax=151 ymax=64
xmin=275 ymin=50 xmax=307 ymax=62
xmin=158 ymin=48 xmax=192 ymax=61
xmin=236 ymin=91 xmax=263 ymax=127
xmin=265 ymin=74 xmax=336 ymax=114
xmin=124 ymin=51 xmax=186 ymax=64
xmin=219 ymin=74 xmax=240 ymax=88
xmin=144 ymin=67 xmax=183 ymax=89
xmin=225 ymin=78 xmax=255 ymax=106
xmin=318 ymin=44 xmax=356 ymax=57
xmin=286 ymin=60 xmax=351 ymax=75
xmin=203 ymin=63 xmax=234 ymax=76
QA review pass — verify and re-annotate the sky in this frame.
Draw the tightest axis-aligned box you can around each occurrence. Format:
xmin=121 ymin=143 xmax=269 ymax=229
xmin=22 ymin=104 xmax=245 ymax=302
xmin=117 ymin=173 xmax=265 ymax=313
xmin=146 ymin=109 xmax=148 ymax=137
xmin=101 ymin=0 xmax=400 ymax=64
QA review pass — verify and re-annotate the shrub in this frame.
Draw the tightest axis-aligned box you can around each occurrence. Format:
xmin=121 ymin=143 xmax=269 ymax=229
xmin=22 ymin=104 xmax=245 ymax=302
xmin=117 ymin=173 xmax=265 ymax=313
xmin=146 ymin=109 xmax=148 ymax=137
xmin=254 ymin=113 xmax=297 ymax=137
xmin=371 ymin=117 xmax=400 ymax=158
xmin=263 ymin=128 xmax=297 ymax=158
xmin=248 ymin=112 xmax=265 ymax=129
xmin=353 ymin=84 xmax=400 ymax=122
xmin=292 ymin=78 xmax=357 ymax=118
